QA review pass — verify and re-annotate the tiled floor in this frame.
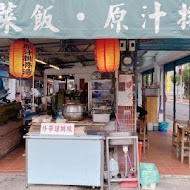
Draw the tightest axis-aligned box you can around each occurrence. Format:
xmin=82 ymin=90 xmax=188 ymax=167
xmin=0 ymin=146 xmax=25 ymax=173
xmin=142 ymin=131 xmax=190 ymax=175
xmin=1 ymin=131 xmax=190 ymax=176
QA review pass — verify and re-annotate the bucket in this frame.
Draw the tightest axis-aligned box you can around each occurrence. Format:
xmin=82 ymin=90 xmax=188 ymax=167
xmin=159 ymin=122 xmax=169 ymax=132
xmin=153 ymin=123 xmax=159 ymax=131
xmin=147 ymin=123 xmax=153 ymax=131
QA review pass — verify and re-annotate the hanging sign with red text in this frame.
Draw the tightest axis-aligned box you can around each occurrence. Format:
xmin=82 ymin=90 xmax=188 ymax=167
xmin=40 ymin=123 xmax=75 ymax=136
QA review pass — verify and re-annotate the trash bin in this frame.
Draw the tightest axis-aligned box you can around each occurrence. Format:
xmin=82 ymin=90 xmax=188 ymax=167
xmin=147 ymin=123 xmax=153 ymax=131
xmin=159 ymin=122 xmax=169 ymax=132
xmin=153 ymin=123 xmax=159 ymax=131
xmin=138 ymin=142 xmax=142 ymax=164
xmin=140 ymin=163 xmax=160 ymax=190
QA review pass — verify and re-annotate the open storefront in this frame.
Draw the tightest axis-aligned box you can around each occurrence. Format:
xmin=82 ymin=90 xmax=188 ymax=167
xmin=0 ymin=0 xmax=190 ymax=189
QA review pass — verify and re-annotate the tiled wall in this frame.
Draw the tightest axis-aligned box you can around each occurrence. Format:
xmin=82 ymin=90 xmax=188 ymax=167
xmin=116 ymin=52 xmax=136 ymax=172
xmin=117 ymin=62 xmax=136 ymax=132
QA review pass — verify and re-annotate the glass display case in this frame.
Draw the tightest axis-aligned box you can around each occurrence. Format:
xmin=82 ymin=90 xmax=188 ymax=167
xmin=88 ymin=80 xmax=114 ymax=119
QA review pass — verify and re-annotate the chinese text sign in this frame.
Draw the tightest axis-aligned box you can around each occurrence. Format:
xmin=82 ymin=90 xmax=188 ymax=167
xmin=40 ymin=123 xmax=75 ymax=136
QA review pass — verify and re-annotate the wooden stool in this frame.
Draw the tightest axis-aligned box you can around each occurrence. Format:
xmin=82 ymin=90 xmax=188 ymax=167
xmin=173 ymin=120 xmax=190 ymax=149
xmin=137 ymin=120 xmax=149 ymax=154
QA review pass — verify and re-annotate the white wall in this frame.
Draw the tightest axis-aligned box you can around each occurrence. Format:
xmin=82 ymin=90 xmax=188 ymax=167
xmin=7 ymin=79 xmax=16 ymax=101
xmin=53 ymin=80 xmax=59 ymax=93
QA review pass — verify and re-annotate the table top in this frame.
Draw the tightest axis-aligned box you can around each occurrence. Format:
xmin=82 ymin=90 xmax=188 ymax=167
xmin=23 ymin=132 xmax=105 ymax=140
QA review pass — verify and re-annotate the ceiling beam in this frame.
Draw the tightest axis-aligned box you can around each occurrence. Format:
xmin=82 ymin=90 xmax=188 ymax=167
xmin=0 ymin=40 xmax=95 ymax=50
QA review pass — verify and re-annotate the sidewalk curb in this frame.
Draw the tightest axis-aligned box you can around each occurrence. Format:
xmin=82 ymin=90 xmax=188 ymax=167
xmin=160 ymin=174 xmax=190 ymax=179
xmin=166 ymin=100 xmax=189 ymax=105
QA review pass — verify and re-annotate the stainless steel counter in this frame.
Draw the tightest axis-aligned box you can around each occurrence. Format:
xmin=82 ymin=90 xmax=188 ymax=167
xmin=24 ymin=133 xmax=104 ymax=189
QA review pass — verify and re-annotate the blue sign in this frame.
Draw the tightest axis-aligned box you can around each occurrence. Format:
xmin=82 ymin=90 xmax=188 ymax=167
xmin=0 ymin=0 xmax=190 ymax=39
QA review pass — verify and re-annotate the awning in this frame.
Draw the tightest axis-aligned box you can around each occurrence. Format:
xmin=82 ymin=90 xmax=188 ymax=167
xmin=164 ymin=56 xmax=190 ymax=72
xmin=0 ymin=0 xmax=190 ymax=39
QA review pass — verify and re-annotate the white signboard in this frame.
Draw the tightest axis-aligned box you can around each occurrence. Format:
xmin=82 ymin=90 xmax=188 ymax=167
xmin=118 ymin=75 xmax=133 ymax=106
xmin=40 ymin=123 xmax=75 ymax=135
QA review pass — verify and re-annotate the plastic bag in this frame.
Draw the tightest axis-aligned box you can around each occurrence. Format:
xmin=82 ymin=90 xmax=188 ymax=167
xmin=140 ymin=163 xmax=160 ymax=186
xmin=55 ymin=111 xmax=64 ymax=120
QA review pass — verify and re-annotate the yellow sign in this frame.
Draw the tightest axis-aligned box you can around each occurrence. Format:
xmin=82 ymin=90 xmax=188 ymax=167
xmin=166 ymin=73 xmax=171 ymax=92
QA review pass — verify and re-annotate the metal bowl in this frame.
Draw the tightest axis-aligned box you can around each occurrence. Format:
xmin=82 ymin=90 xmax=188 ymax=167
xmin=63 ymin=104 xmax=84 ymax=121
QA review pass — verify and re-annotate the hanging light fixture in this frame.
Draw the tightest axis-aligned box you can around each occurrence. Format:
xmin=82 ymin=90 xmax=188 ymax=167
xmin=36 ymin=59 xmax=47 ymax=65
xmin=9 ymin=40 xmax=36 ymax=78
xmin=95 ymin=39 xmax=120 ymax=72
xmin=49 ymin=64 xmax=60 ymax=70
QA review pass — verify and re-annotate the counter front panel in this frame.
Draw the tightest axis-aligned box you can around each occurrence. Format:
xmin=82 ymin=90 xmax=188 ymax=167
xmin=25 ymin=134 xmax=104 ymax=187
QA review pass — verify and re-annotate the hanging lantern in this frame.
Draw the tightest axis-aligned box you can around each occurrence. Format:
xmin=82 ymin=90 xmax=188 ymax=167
xmin=95 ymin=39 xmax=120 ymax=72
xmin=9 ymin=40 xmax=36 ymax=78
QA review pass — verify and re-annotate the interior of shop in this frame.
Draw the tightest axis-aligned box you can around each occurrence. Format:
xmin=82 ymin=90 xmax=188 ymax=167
xmin=0 ymin=38 xmax=189 ymax=189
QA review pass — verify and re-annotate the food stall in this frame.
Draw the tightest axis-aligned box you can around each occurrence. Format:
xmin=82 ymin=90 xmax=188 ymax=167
xmin=15 ymin=37 xmax=140 ymax=189
xmin=23 ymin=69 xmax=116 ymax=189
xmin=0 ymin=1 xmax=150 ymax=189
xmin=24 ymin=134 xmax=104 ymax=189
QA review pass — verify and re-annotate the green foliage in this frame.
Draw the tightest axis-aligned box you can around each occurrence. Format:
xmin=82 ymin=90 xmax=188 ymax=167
xmin=170 ymin=73 xmax=180 ymax=86
xmin=182 ymin=64 xmax=190 ymax=99
xmin=170 ymin=64 xmax=189 ymax=86
xmin=182 ymin=65 xmax=189 ymax=85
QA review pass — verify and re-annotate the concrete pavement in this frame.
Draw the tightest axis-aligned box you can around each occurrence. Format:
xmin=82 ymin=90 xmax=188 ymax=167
xmin=1 ymin=174 xmax=190 ymax=190
xmin=165 ymin=101 xmax=189 ymax=121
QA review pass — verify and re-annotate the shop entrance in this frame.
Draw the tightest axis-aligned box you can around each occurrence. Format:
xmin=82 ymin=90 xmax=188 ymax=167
xmin=137 ymin=39 xmax=190 ymax=175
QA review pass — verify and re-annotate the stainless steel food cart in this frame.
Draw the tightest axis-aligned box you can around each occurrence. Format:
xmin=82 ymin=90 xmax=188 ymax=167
xmin=24 ymin=132 xmax=104 ymax=189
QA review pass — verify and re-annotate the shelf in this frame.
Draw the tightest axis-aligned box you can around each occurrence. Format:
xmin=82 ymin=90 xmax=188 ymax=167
xmin=110 ymin=178 xmax=138 ymax=182
xmin=92 ymin=107 xmax=112 ymax=110
xmin=91 ymin=89 xmax=110 ymax=91
xmin=92 ymin=99 xmax=111 ymax=101
xmin=90 ymin=79 xmax=112 ymax=82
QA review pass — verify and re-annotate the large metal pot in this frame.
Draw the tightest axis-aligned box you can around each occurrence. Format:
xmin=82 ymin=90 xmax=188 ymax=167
xmin=63 ymin=103 xmax=84 ymax=121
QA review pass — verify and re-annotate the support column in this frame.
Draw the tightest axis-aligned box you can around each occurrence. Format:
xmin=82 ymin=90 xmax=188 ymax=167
xmin=153 ymin=61 xmax=161 ymax=122
xmin=159 ymin=66 xmax=164 ymax=122
xmin=44 ymin=74 xmax=47 ymax=96
xmin=138 ymin=73 xmax=142 ymax=106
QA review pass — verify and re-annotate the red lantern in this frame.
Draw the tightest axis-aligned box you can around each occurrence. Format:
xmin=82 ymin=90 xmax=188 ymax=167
xmin=95 ymin=39 xmax=120 ymax=72
xmin=9 ymin=40 xmax=36 ymax=78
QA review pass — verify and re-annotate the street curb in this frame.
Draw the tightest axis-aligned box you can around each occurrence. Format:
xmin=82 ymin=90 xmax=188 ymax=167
xmin=160 ymin=174 xmax=190 ymax=179
xmin=166 ymin=100 xmax=189 ymax=105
